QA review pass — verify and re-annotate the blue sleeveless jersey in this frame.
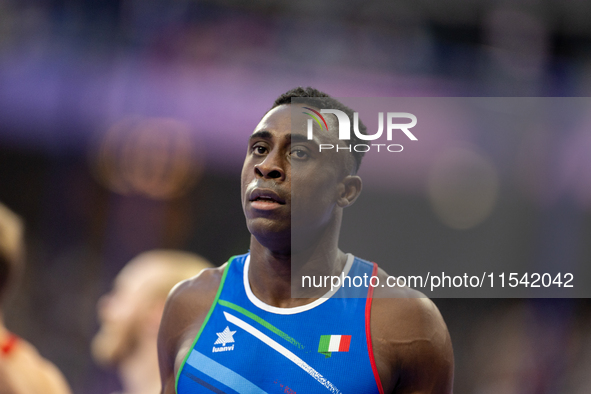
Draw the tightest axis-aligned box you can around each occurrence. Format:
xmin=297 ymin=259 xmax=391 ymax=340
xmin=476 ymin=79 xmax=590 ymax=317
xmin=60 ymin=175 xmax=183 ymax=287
xmin=176 ymin=253 xmax=384 ymax=394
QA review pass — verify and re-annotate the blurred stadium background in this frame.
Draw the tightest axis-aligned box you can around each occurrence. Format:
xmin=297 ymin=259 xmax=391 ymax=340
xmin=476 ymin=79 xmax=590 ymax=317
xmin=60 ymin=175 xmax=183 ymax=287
xmin=1 ymin=0 xmax=591 ymax=393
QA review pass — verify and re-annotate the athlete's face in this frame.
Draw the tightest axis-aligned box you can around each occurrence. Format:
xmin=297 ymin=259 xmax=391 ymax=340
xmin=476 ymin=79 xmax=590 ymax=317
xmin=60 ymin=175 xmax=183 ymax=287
xmin=91 ymin=260 xmax=162 ymax=366
xmin=241 ymin=104 xmax=356 ymax=250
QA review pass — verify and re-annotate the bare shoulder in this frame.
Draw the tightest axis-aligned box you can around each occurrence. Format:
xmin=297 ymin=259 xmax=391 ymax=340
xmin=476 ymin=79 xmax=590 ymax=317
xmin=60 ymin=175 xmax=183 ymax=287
xmin=163 ymin=265 xmax=226 ymax=331
xmin=0 ymin=339 xmax=72 ymax=394
xmin=158 ymin=265 xmax=226 ymax=393
xmin=371 ymin=268 xmax=449 ymax=341
xmin=370 ymin=268 xmax=454 ymax=394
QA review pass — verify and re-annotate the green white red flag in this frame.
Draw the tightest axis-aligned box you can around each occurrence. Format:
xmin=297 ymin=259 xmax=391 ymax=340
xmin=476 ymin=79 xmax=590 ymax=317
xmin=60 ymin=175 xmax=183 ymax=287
xmin=318 ymin=335 xmax=351 ymax=357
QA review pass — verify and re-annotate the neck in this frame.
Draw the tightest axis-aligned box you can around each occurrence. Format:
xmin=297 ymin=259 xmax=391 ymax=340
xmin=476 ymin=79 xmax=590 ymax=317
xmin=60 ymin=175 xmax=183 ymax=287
xmin=0 ymin=316 xmax=7 ymax=340
xmin=248 ymin=216 xmax=347 ymax=308
xmin=118 ymin=335 xmax=161 ymax=394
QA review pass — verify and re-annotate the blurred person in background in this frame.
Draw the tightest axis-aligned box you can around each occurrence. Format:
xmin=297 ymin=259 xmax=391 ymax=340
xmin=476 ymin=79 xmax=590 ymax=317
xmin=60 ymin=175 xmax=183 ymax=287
xmin=0 ymin=202 xmax=72 ymax=394
xmin=91 ymin=250 xmax=212 ymax=394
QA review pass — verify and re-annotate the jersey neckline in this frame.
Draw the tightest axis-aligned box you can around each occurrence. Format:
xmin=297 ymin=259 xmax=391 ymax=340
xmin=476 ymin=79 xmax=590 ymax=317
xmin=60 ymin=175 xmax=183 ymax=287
xmin=243 ymin=253 xmax=354 ymax=315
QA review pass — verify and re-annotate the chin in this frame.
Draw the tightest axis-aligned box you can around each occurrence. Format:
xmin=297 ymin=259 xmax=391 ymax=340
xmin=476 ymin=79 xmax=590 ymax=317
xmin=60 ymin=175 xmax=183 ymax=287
xmin=249 ymin=224 xmax=291 ymax=250
xmin=91 ymin=338 xmax=116 ymax=366
xmin=247 ymin=216 xmax=290 ymax=236
xmin=91 ymin=330 xmax=126 ymax=366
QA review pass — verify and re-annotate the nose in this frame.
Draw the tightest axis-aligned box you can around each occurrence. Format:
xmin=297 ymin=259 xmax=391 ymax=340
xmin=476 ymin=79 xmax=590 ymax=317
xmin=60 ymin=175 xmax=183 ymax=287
xmin=97 ymin=293 xmax=112 ymax=318
xmin=254 ymin=151 xmax=286 ymax=181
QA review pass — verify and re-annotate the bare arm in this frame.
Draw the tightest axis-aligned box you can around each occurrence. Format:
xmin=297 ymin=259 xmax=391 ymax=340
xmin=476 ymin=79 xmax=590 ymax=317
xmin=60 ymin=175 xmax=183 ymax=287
xmin=158 ymin=266 xmax=225 ymax=394
xmin=372 ymin=274 xmax=454 ymax=394
xmin=392 ymin=299 xmax=453 ymax=393
xmin=0 ymin=362 xmax=19 ymax=394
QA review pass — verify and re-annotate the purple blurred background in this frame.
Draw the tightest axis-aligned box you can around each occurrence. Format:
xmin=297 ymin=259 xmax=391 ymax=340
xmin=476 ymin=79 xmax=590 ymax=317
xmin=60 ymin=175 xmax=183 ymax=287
xmin=1 ymin=1 xmax=591 ymax=393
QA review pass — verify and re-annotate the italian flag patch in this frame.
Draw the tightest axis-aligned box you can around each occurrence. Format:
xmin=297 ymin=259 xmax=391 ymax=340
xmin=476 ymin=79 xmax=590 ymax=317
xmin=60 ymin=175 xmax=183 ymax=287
xmin=318 ymin=335 xmax=351 ymax=358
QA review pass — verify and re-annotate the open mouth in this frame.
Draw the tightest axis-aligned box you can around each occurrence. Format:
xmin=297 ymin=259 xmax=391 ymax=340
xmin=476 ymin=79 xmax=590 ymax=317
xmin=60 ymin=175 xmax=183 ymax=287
xmin=252 ymin=196 xmax=282 ymax=203
xmin=249 ymin=189 xmax=286 ymax=209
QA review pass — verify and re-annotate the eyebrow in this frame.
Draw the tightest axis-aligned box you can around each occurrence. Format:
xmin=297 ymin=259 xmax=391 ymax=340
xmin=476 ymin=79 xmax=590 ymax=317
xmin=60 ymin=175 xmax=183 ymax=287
xmin=249 ymin=130 xmax=272 ymax=142
xmin=290 ymin=134 xmax=311 ymax=143
xmin=248 ymin=131 xmax=316 ymax=145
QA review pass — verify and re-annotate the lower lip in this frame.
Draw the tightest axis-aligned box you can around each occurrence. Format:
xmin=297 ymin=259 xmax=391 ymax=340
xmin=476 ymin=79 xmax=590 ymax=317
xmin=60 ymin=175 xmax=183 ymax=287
xmin=250 ymin=200 xmax=284 ymax=210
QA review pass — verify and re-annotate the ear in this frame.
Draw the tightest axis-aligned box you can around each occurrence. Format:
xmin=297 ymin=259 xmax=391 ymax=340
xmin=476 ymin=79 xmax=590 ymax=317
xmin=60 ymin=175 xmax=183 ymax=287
xmin=144 ymin=300 xmax=166 ymax=336
xmin=336 ymin=175 xmax=362 ymax=208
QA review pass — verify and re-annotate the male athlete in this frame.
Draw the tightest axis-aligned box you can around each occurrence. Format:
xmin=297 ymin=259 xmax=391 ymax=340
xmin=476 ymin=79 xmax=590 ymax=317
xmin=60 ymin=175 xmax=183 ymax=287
xmin=0 ymin=202 xmax=72 ymax=394
xmin=158 ymin=87 xmax=454 ymax=393
xmin=92 ymin=250 xmax=212 ymax=394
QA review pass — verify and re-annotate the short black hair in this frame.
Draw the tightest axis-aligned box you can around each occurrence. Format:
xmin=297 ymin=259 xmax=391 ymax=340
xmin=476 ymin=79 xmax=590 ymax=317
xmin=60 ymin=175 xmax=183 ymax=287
xmin=271 ymin=87 xmax=367 ymax=173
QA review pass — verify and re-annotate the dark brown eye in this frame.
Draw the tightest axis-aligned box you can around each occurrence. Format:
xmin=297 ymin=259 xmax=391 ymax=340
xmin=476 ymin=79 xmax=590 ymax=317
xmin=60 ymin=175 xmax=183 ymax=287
xmin=292 ymin=149 xmax=308 ymax=159
xmin=253 ymin=145 xmax=267 ymax=155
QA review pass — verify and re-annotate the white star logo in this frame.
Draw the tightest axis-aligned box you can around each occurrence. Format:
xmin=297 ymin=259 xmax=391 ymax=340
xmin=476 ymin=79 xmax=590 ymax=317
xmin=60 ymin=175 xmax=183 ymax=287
xmin=214 ymin=326 xmax=236 ymax=346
